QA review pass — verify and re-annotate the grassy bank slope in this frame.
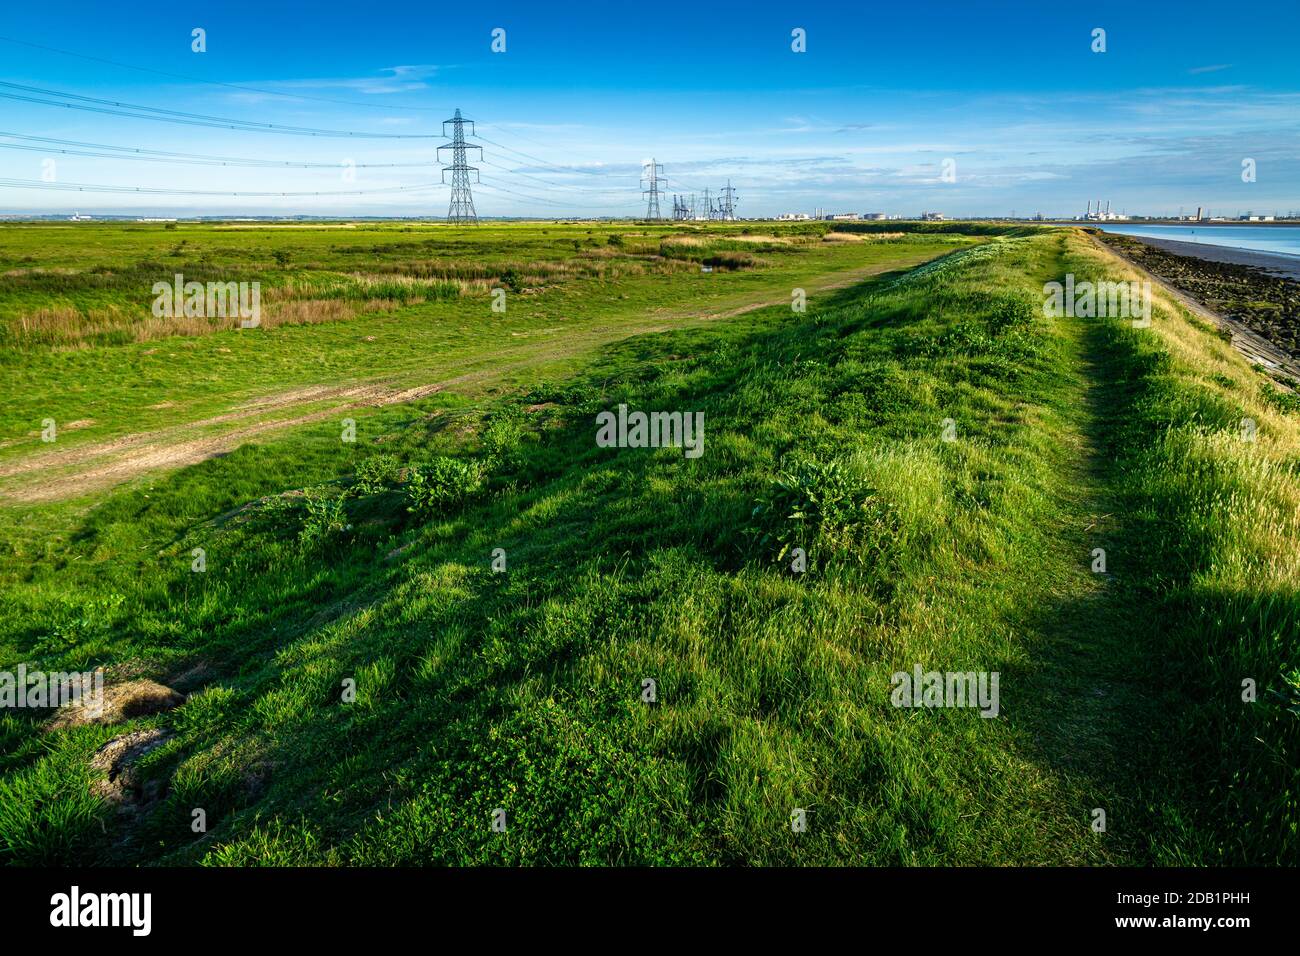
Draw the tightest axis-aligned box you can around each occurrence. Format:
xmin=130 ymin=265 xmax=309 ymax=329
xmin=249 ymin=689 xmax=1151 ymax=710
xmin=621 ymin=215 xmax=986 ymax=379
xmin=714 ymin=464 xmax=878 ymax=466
xmin=0 ymin=228 xmax=1294 ymax=865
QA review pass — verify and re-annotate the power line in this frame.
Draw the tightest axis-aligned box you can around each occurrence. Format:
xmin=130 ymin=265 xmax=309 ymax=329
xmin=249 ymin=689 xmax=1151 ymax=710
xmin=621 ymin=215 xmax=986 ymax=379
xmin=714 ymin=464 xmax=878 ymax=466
xmin=0 ymin=38 xmax=699 ymax=215
xmin=477 ymin=177 xmax=638 ymax=210
xmin=0 ymin=177 xmax=445 ymax=197
xmin=478 ymin=157 xmax=623 ymax=193
xmin=476 ymin=122 xmax=590 ymax=155
xmin=0 ymin=133 xmax=621 ymax=196
xmin=474 ymin=132 xmax=617 ymax=179
xmin=0 ymin=36 xmax=738 ymax=216
xmin=0 ymin=35 xmax=611 ymax=169
xmin=0 ymin=134 xmax=638 ymax=211
xmin=455 ymin=118 xmax=635 ymax=213
xmin=0 ymin=129 xmax=629 ymax=198
xmin=0 ymin=174 xmax=639 ymax=210
xmin=0 ymin=39 xmax=725 ymax=213
xmin=0 ymin=34 xmax=454 ymax=113
xmin=661 ymin=173 xmax=711 ymax=196
xmin=0 ymin=81 xmax=440 ymax=138
xmin=0 ymin=133 xmax=432 ymax=168
xmin=0 ymin=36 xmax=590 ymax=155
xmin=0 ymin=137 xmax=632 ymax=205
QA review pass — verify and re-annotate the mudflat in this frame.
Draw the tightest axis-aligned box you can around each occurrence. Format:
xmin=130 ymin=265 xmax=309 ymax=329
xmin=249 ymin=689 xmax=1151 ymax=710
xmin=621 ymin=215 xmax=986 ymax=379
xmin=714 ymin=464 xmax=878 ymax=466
xmin=1126 ymin=234 xmax=1300 ymax=281
xmin=1095 ymin=230 xmax=1300 ymax=359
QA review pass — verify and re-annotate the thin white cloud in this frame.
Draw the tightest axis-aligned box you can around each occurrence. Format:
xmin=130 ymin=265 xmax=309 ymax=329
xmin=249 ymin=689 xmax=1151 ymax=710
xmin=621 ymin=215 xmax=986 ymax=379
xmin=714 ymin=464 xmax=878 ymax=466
xmin=248 ymin=65 xmax=444 ymax=96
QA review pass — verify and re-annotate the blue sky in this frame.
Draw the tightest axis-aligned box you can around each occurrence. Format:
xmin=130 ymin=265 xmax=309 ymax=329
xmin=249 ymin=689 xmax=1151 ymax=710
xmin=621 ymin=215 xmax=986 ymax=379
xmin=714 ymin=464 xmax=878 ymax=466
xmin=1 ymin=0 xmax=1297 ymax=217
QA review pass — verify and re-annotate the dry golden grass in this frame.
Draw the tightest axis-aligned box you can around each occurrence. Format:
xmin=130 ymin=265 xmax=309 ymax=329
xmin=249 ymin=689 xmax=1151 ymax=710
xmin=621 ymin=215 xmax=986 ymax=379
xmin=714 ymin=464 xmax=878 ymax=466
xmin=662 ymin=234 xmax=792 ymax=247
xmin=261 ymin=299 xmax=356 ymax=328
xmin=7 ymin=296 xmax=414 ymax=348
xmin=822 ymin=231 xmax=906 ymax=242
xmin=6 ymin=239 xmax=749 ymax=350
xmin=212 ymin=224 xmax=359 ymax=230
xmin=1 ymin=267 xmax=81 ymax=278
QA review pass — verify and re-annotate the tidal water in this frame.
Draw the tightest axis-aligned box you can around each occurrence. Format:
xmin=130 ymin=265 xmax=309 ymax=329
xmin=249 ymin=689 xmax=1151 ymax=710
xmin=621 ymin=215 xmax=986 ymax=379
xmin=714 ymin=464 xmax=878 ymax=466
xmin=1090 ymin=223 xmax=1300 ymax=259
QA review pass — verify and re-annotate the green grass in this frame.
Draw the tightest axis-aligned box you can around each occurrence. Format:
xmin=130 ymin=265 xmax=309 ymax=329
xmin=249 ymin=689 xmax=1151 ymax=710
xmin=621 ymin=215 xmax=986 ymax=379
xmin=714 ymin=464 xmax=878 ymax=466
xmin=0 ymin=223 xmax=1295 ymax=866
xmin=0 ymin=220 xmax=964 ymax=461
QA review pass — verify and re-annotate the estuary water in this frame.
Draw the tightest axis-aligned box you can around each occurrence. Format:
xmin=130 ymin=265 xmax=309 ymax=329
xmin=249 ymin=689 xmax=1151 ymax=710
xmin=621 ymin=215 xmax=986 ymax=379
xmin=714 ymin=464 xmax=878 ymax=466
xmin=1090 ymin=223 xmax=1300 ymax=259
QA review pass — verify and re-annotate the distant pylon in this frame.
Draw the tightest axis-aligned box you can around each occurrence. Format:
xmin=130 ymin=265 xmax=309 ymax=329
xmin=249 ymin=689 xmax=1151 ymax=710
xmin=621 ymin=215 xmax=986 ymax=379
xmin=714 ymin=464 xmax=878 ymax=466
xmin=439 ymin=109 xmax=481 ymax=224
xmin=720 ymin=180 xmax=738 ymax=221
xmin=641 ymin=159 xmax=664 ymax=219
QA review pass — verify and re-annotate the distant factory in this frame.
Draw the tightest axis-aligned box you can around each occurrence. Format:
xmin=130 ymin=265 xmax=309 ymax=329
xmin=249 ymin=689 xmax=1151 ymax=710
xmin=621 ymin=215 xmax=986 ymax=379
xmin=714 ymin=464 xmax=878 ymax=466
xmin=1079 ymin=200 xmax=1127 ymax=221
xmin=778 ymin=211 xmax=903 ymax=221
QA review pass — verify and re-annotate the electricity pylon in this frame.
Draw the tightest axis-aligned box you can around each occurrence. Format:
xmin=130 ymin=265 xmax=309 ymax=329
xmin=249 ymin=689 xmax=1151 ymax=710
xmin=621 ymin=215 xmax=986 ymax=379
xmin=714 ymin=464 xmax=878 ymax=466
xmin=641 ymin=159 xmax=664 ymax=219
xmin=720 ymin=180 xmax=738 ymax=220
xmin=439 ymin=109 xmax=481 ymax=224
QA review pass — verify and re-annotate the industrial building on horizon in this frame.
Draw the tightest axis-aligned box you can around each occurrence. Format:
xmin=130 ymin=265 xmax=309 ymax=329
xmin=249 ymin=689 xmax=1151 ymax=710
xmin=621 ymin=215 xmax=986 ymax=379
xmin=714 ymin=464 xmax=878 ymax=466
xmin=1079 ymin=200 xmax=1128 ymax=221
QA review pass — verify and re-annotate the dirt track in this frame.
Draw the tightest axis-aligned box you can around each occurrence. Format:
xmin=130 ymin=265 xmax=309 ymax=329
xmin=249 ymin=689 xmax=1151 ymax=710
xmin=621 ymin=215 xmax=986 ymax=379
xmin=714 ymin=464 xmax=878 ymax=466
xmin=0 ymin=380 xmax=456 ymax=503
xmin=0 ymin=257 xmax=919 ymax=504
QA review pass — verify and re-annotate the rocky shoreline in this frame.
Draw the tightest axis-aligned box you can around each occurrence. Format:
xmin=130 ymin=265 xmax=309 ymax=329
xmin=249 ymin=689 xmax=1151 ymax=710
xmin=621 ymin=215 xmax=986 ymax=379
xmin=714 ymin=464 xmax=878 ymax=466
xmin=1093 ymin=230 xmax=1300 ymax=361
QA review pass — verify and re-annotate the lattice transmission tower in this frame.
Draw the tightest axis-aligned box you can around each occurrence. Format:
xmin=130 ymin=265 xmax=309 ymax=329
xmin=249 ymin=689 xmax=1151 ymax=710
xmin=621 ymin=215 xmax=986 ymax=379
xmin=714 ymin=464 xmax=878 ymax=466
xmin=720 ymin=180 xmax=739 ymax=220
xmin=439 ymin=109 xmax=481 ymax=224
xmin=641 ymin=159 xmax=664 ymax=219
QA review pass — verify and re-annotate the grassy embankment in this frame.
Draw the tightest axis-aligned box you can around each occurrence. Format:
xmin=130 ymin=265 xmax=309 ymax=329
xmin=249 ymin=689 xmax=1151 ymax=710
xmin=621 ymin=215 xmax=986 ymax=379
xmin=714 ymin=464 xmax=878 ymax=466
xmin=0 ymin=224 xmax=1294 ymax=865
